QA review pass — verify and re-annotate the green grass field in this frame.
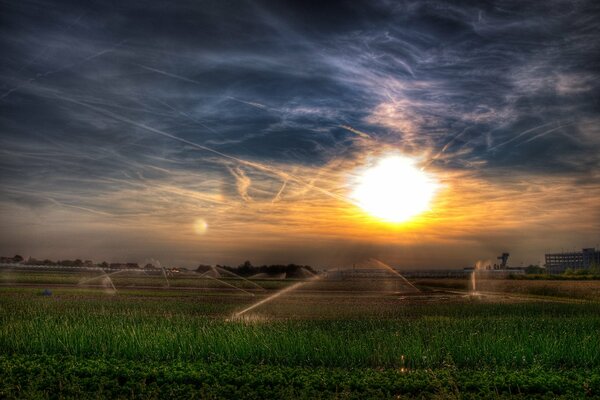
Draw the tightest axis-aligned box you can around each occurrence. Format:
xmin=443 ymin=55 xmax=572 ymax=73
xmin=1 ymin=274 xmax=600 ymax=398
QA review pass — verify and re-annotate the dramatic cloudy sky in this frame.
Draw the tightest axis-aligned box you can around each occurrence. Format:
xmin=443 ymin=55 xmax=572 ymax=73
xmin=1 ymin=0 xmax=599 ymax=268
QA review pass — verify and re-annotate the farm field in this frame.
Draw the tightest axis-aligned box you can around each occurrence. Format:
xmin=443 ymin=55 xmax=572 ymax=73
xmin=3 ymin=0 xmax=599 ymax=398
xmin=1 ymin=272 xmax=600 ymax=398
xmin=414 ymin=278 xmax=600 ymax=301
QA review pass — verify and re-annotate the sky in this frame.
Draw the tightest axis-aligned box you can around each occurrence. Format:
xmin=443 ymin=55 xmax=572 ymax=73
xmin=1 ymin=0 xmax=599 ymax=269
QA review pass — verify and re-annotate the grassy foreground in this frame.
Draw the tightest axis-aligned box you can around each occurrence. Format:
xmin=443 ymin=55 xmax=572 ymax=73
xmin=1 ymin=286 xmax=600 ymax=398
xmin=2 ymin=356 xmax=599 ymax=399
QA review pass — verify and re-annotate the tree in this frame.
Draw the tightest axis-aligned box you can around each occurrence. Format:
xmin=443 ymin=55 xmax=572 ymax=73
xmin=196 ymin=264 xmax=212 ymax=273
xmin=588 ymin=262 xmax=600 ymax=276
xmin=525 ymin=264 xmax=544 ymax=274
xmin=238 ymin=260 xmax=254 ymax=275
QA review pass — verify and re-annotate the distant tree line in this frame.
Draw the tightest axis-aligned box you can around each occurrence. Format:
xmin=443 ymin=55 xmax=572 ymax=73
xmin=2 ymin=255 xmax=318 ymax=277
xmin=563 ymin=262 xmax=600 ymax=277
xmin=0 ymin=255 xmax=24 ymax=264
xmin=524 ymin=264 xmax=545 ymax=274
xmin=197 ymin=260 xmax=317 ymax=277
xmin=0 ymin=255 xmax=150 ymax=270
xmin=511 ymin=262 xmax=600 ymax=280
xmin=522 ymin=262 xmax=600 ymax=277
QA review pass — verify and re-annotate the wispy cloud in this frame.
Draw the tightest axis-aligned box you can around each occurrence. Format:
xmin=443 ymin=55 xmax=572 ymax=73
xmin=1 ymin=0 xmax=598 ymax=267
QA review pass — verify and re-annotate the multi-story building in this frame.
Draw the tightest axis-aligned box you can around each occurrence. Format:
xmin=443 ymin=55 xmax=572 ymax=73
xmin=545 ymin=248 xmax=600 ymax=274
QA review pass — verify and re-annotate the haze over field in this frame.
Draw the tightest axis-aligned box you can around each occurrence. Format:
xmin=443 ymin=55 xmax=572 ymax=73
xmin=1 ymin=1 xmax=599 ymax=268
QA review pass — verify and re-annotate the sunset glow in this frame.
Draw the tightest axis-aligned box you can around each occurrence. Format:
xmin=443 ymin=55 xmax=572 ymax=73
xmin=0 ymin=1 xmax=598 ymax=270
xmin=2 ymin=2 xmax=600 ymax=397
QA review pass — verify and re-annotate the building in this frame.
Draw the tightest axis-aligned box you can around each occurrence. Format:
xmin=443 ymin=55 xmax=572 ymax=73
xmin=545 ymin=248 xmax=600 ymax=274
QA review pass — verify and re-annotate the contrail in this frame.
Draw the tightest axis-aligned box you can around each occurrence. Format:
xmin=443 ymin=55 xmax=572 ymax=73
xmin=136 ymin=64 xmax=202 ymax=85
xmin=45 ymin=197 xmax=115 ymax=217
xmin=271 ymin=180 xmax=287 ymax=203
xmin=40 ymin=91 xmax=355 ymax=207
xmin=227 ymin=96 xmax=270 ymax=110
xmin=519 ymin=123 xmax=574 ymax=145
xmin=154 ymin=98 xmax=220 ymax=135
xmin=228 ymin=166 xmax=253 ymax=202
xmin=136 ymin=65 xmax=274 ymax=113
xmin=1 ymin=41 xmax=126 ymax=101
xmin=16 ymin=11 xmax=87 ymax=74
xmin=424 ymin=127 xmax=470 ymax=168
xmin=487 ymin=121 xmax=561 ymax=151
xmin=3 ymin=187 xmax=115 ymax=217
xmin=339 ymin=125 xmax=372 ymax=139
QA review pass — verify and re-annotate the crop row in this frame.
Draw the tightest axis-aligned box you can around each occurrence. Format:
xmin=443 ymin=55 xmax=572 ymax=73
xmin=1 ymin=295 xmax=599 ymax=369
xmin=1 ymin=356 xmax=599 ymax=399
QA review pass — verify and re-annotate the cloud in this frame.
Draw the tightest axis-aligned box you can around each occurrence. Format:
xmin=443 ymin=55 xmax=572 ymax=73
xmin=228 ymin=166 xmax=253 ymax=202
xmin=0 ymin=0 xmax=599 ymax=267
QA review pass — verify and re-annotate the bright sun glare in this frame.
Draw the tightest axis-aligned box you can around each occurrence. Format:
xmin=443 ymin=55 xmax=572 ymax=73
xmin=352 ymin=155 xmax=439 ymax=223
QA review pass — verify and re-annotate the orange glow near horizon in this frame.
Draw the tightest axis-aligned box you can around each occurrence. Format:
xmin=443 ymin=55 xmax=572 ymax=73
xmin=9 ymin=145 xmax=597 ymax=268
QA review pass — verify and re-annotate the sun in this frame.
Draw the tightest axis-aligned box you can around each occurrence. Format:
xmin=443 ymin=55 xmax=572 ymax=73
xmin=351 ymin=155 xmax=439 ymax=223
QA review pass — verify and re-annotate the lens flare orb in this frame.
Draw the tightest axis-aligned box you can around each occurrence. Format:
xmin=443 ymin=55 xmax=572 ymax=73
xmin=352 ymin=155 xmax=439 ymax=223
xmin=194 ymin=218 xmax=208 ymax=234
